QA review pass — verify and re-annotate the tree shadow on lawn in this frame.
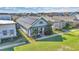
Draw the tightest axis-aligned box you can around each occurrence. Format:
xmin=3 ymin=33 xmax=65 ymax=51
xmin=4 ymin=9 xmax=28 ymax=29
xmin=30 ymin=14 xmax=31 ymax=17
xmin=36 ymin=35 xmax=65 ymax=42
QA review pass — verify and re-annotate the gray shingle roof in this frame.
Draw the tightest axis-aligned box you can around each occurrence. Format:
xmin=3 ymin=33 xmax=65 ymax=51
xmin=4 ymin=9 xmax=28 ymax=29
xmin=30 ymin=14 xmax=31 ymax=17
xmin=16 ymin=16 xmax=40 ymax=29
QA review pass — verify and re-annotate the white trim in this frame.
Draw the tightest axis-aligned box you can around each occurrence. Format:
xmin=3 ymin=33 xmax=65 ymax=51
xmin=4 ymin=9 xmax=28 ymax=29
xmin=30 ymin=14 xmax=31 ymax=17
xmin=31 ymin=17 xmax=48 ymax=27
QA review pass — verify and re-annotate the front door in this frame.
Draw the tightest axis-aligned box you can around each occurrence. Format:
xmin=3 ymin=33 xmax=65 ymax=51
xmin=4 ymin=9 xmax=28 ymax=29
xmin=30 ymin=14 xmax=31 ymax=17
xmin=38 ymin=27 xmax=42 ymax=35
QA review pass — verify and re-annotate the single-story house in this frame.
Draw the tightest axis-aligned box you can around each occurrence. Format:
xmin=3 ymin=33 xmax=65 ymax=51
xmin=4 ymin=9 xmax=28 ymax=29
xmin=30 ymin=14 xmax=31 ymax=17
xmin=16 ymin=16 xmax=52 ymax=38
xmin=0 ymin=20 xmax=17 ymax=43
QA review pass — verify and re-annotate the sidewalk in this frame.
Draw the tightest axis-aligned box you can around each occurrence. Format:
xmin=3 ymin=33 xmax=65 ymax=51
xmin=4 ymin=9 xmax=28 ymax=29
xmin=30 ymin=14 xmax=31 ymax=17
xmin=37 ymin=33 xmax=63 ymax=40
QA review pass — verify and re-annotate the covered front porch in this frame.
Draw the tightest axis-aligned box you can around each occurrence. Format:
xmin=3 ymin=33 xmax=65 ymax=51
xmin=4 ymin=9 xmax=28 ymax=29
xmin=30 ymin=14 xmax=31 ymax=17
xmin=28 ymin=26 xmax=52 ymax=38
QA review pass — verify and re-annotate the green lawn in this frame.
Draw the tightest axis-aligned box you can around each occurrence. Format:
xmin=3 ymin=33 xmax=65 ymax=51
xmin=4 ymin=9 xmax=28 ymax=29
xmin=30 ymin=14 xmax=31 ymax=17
xmin=14 ymin=42 xmax=62 ymax=51
xmin=62 ymin=30 xmax=79 ymax=50
xmin=14 ymin=29 xmax=79 ymax=51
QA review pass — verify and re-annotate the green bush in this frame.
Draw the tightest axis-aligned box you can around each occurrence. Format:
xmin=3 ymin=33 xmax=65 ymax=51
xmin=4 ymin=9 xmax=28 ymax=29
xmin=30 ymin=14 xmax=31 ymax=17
xmin=63 ymin=23 xmax=73 ymax=29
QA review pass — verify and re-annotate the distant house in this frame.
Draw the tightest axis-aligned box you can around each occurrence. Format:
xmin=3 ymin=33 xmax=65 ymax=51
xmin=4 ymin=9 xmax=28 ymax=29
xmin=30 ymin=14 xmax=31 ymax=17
xmin=52 ymin=16 xmax=75 ymax=22
xmin=16 ymin=16 xmax=52 ymax=38
xmin=0 ymin=20 xmax=17 ymax=43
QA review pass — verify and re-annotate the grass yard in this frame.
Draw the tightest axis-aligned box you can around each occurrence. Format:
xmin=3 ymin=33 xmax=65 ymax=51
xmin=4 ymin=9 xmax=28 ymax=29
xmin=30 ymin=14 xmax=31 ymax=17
xmin=62 ymin=30 xmax=79 ymax=50
xmin=14 ymin=42 xmax=62 ymax=51
xmin=14 ymin=29 xmax=79 ymax=51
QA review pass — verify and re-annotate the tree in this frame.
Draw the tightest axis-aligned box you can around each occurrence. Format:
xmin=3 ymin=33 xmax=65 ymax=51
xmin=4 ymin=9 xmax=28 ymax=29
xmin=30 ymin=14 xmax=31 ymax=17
xmin=63 ymin=23 xmax=72 ymax=29
xmin=44 ymin=25 xmax=53 ymax=35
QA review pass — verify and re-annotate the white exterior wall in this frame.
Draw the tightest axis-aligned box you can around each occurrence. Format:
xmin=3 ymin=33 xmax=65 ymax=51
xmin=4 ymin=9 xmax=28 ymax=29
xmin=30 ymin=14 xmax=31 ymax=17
xmin=52 ymin=22 xmax=66 ymax=29
xmin=0 ymin=24 xmax=16 ymax=39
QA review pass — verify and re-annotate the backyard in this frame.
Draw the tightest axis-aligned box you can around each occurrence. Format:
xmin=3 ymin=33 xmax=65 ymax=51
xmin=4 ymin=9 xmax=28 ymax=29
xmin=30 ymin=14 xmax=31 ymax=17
xmin=14 ymin=29 xmax=79 ymax=51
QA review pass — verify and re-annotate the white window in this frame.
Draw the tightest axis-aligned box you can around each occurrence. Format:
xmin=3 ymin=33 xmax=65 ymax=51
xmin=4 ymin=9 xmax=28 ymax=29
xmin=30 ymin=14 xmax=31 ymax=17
xmin=10 ymin=29 xmax=14 ymax=35
xmin=3 ymin=30 xmax=7 ymax=36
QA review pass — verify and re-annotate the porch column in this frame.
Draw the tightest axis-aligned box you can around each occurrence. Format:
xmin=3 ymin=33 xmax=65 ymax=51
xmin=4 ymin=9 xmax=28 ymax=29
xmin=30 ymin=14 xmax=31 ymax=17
xmin=37 ymin=27 xmax=39 ymax=35
xmin=28 ymin=29 xmax=31 ymax=37
xmin=42 ymin=27 xmax=44 ymax=35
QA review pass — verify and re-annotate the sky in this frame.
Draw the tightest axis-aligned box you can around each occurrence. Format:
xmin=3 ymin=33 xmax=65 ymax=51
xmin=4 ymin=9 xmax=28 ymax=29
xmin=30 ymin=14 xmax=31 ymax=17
xmin=0 ymin=7 xmax=79 ymax=13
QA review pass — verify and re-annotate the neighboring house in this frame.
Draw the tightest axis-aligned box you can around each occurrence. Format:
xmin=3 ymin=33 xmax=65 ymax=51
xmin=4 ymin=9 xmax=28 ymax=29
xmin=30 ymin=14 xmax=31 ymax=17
xmin=0 ymin=20 xmax=17 ymax=43
xmin=42 ymin=15 xmax=67 ymax=29
xmin=16 ymin=16 xmax=52 ymax=38
xmin=51 ymin=20 xmax=67 ymax=29
xmin=52 ymin=16 xmax=76 ymax=29
xmin=43 ymin=15 xmax=76 ymax=29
